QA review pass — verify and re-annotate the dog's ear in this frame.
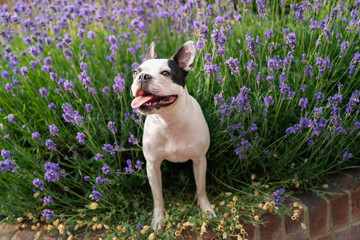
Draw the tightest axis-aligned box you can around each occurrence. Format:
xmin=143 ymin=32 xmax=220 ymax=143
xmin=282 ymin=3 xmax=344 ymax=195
xmin=171 ymin=41 xmax=195 ymax=72
xmin=145 ymin=42 xmax=157 ymax=60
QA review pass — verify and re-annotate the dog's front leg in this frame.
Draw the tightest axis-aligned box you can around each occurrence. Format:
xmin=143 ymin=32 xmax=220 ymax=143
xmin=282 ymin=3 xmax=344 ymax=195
xmin=193 ymin=156 xmax=216 ymax=217
xmin=146 ymin=160 xmax=165 ymax=230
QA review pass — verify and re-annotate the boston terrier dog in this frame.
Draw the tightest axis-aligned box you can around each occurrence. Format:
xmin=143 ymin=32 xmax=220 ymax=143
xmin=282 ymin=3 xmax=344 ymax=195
xmin=131 ymin=41 xmax=216 ymax=230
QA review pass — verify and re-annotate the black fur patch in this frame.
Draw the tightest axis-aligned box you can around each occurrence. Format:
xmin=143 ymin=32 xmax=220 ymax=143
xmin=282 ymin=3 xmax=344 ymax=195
xmin=167 ymin=59 xmax=188 ymax=87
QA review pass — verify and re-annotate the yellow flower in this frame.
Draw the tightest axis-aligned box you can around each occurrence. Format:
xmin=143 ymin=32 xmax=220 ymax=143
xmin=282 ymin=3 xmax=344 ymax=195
xmin=301 ymin=222 xmax=307 ymax=230
xmin=148 ymin=233 xmax=155 ymax=240
xmin=218 ymin=224 xmax=224 ymax=231
xmin=89 ymin=202 xmax=98 ymax=210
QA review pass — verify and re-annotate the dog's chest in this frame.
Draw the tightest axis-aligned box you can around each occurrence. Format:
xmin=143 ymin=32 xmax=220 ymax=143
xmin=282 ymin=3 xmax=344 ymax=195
xmin=143 ymin=118 xmax=209 ymax=162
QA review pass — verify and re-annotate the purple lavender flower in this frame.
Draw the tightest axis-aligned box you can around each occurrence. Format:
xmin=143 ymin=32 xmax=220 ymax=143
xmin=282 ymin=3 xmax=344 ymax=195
xmin=33 ymin=178 xmax=44 ymax=190
xmin=286 ymin=32 xmax=297 ymax=49
xmin=256 ymin=0 xmax=268 ymax=15
xmin=87 ymin=31 xmax=96 ymax=40
xmin=95 ymin=177 xmax=109 ymax=184
xmin=0 ymin=159 xmax=14 ymax=173
xmin=264 ymin=29 xmax=273 ymax=41
xmin=266 ymin=75 xmax=274 ymax=84
xmin=92 ymin=189 xmax=102 ymax=201
xmin=125 ymin=159 xmax=135 ymax=173
xmin=95 ymin=153 xmax=104 ymax=161
xmin=304 ymin=64 xmax=313 ymax=77
xmin=272 ymin=188 xmax=285 ymax=206
xmin=43 ymin=57 xmax=52 ymax=65
xmin=247 ymin=60 xmax=257 ymax=72
xmin=84 ymin=176 xmax=90 ymax=181
xmin=76 ymin=132 xmax=85 ymax=144
xmin=43 ymin=195 xmax=54 ymax=206
xmin=41 ymin=209 xmax=54 ymax=220
xmin=279 ymin=72 xmax=287 ymax=83
xmin=234 ymin=138 xmax=251 ymax=159
xmin=102 ymin=144 xmax=115 ymax=155
xmin=80 ymin=62 xmax=88 ymax=71
xmin=21 ymin=66 xmax=29 ymax=76
xmin=28 ymin=46 xmax=40 ymax=57
xmin=86 ymin=104 xmax=93 ymax=113
xmin=314 ymin=92 xmax=324 ymax=104
xmin=128 ymin=134 xmax=139 ymax=145
xmin=8 ymin=115 xmax=16 ymax=124
xmin=112 ymin=74 xmax=125 ymax=94
xmin=44 ymin=162 xmax=64 ymax=182
xmin=48 ymin=103 xmax=56 ymax=111
xmin=245 ymin=34 xmax=256 ymax=57
xmin=64 ymin=80 xmax=74 ymax=91
xmin=32 ymin=132 xmax=40 ymax=139
xmin=99 ymin=86 xmax=110 ymax=94
xmin=1 ymin=149 xmax=11 ymax=160
xmin=343 ymin=151 xmax=352 ymax=161
xmin=1 ymin=71 xmax=9 ymax=79
xmin=308 ymin=140 xmax=315 ymax=147
xmin=349 ymin=65 xmax=358 ymax=75
xmin=39 ymin=87 xmax=48 ymax=98
xmin=298 ymin=98 xmax=308 ymax=109
xmin=45 ymin=139 xmax=56 ymax=151
xmin=135 ymin=160 xmax=144 ymax=170
xmin=225 ymin=57 xmax=240 ymax=75
xmin=264 ymin=95 xmax=274 ymax=107
xmin=340 ymin=41 xmax=349 ymax=56
xmin=49 ymin=124 xmax=59 ymax=136
xmin=102 ymin=164 xmax=111 ymax=175
xmin=204 ymin=53 xmax=220 ymax=77
xmin=107 ymin=121 xmax=117 ymax=134
xmin=346 ymin=90 xmax=360 ymax=117
xmin=5 ymin=83 xmax=13 ymax=92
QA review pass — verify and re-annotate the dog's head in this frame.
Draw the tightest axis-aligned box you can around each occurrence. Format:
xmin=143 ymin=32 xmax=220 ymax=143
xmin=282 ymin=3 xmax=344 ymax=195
xmin=130 ymin=41 xmax=195 ymax=115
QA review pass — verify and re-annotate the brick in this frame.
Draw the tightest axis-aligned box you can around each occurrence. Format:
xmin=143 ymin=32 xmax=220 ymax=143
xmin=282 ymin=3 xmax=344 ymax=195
xmin=335 ymin=222 xmax=360 ymax=240
xmin=238 ymin=222 xmax=255 ymax=240
xmin=285 ymin=200 xmax=306 ymax=240
xmin=10 ymin=230 xmax=35 ymax=240
xmin=38 ymin=231 xmax=59 ymax=240
xmin=344 ymin=169 xmax=360 ymax=182
xmin=0 ymin=223 xmax=18 ymax=240
xmin=324 ymin=184 xmax=350 ymax=228
xmin=299 ymin=194 xmax=328 ymax=238
xmin=350 ymin=186 xmax=360 ymax=221
xmin=325 ymin=172 xmax=360 ymax=222
xmin=260 ymin=214 xmax=282 ymax=240
xmin=326 ymin=172 xmax=358 ymax=189
xmin=316 ymin=235 xmax=331 ymax=240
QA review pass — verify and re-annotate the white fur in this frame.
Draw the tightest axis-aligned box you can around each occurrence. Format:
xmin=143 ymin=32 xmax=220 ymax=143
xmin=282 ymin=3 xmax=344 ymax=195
xmin=131 ymin=42 xmax=216 ymax=231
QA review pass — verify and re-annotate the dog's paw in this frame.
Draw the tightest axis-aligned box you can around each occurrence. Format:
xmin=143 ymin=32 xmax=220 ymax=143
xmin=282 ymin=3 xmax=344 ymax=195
xmin=151 ymin=211 xmax=165 ymax=231
xmin=198 ymin=197 xmax=217 ymax=218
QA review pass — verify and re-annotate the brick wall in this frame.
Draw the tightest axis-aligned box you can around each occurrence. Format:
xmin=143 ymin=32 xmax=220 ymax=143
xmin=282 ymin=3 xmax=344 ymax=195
xmin=243 ymin=169 xmax=360 ymax=240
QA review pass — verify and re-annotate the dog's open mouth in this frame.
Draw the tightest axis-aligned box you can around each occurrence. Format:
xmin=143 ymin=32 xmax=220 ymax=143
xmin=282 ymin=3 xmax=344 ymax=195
xmin=131 ymin=89 xmax=178 ymax=110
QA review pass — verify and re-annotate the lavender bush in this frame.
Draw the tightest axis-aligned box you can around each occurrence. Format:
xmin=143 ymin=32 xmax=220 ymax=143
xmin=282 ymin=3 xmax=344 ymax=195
xmin=0 ymin=0 xmax=359 ymax=238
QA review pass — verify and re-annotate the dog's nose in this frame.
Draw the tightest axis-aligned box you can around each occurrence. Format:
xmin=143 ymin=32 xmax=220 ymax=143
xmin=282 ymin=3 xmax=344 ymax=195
xmin=139 ymin=73 xmax=152 ymax=82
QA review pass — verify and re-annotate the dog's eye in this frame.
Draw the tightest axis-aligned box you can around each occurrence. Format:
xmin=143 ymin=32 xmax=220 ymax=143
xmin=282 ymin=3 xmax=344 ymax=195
xmin=133 ymin=70 xmax=138 ymax=75
xmin=161 ymin=71 xmax=170 ymax=76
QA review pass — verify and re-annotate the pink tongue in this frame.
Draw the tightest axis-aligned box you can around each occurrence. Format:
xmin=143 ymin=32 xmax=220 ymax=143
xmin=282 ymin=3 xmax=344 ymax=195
xmin=131 ymin=95 xmax=154 ymax=108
